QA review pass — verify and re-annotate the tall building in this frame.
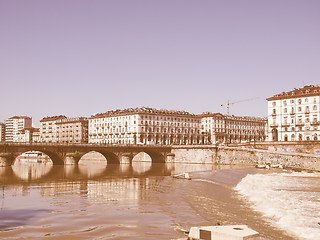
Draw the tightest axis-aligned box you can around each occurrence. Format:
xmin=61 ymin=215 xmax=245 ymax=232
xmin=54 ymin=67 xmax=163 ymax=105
xmin=89 ymin=107 xmax=203 ymax=145
xmin=40 ymin=115 xmax=67 ymax=143
xmin=5 ymin=116 xmax=32 ymax=142
xmin=200 ymin=113 xmax=266 ymax=143
xmin=56 ymin=117 xmax=88 ymax=144
xmin=267 ymin=85 xmax=320 ymax=141
xmin=0 ymin=123 xmax=5 ymax=142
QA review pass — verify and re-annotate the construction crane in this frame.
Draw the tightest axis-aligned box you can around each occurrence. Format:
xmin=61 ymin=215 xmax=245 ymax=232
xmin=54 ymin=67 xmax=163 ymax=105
xmin=221 ymin=97 xmax=259 ymax=115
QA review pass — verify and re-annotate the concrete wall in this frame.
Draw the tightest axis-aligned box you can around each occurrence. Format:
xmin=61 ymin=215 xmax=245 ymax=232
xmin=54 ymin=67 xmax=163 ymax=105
xmin=170 ymin=145 xmax=320 ymax=171
xmin=171 ymin=146 xmax=216 ymax=164
xmin=217 ymin=147 xmax=320 ymax=171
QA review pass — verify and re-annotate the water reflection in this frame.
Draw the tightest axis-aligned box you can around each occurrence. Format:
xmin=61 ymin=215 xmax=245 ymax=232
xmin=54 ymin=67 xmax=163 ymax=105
xmin=12 ymin=162 xmax=53 ymax=181
xmin=0 ymin=161 xmax=220 ymax=236
xmin=132 ymin=161 xmax=152 ymax=174
xmin=0 ymin=161 xmax=218 ymax=184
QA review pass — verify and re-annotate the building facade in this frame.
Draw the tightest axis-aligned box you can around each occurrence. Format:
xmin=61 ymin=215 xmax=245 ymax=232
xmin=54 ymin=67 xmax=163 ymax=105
xmin=200 ymin=113 xmax=267 ymax=144
xmin=89 ymin=107 xmax=203 ymax=145
xmin=17 ymin=127 xmax=40 ymax=143
xmin=0 ymin=123 xmax=5 ymax=142
xmin=267 ymin=85 xmax=320 ymax=141
xmin=56 ymin=117 xmax=88 ymax=144
xmin=40 ymin=116 xmax=67 ymax=143
xmin=5 ymin=116 xmax=32 ymax=142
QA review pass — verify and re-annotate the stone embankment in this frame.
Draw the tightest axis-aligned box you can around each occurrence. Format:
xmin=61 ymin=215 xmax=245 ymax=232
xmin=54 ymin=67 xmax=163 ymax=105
xmin=170 ymin=145 xmax=320 ymax=171
xmin=217 ymin=146 xmax=320 ymax=171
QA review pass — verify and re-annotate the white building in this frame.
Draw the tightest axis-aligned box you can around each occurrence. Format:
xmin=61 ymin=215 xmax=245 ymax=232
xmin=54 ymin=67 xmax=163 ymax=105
xmin=5 ymin=116 xmax=32 ymax=142
xmin=0 ymin=123 xmax=5 ymax=142
xmin=40 ymin=115 xmax=67 ymax=143
xmin=17 ymin=127 xmax=40 ymax=143
xmin=267 ymin=85 xmax=320 ymax=141
xmin=89 ymin=107 xmax=203 ymax=145
xmin=200 ymin=113 xmax=266 ymax=144
xmin=56 ymin=117 xmax=88 ymax=144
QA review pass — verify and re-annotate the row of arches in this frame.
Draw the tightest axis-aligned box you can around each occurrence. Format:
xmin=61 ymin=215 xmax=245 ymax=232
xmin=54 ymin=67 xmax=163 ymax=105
xmin=12 ymin=149 xmax=167 ymax=166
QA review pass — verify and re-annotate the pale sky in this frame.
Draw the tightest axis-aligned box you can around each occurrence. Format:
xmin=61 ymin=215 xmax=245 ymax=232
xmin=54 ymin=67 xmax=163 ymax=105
xmin=1 ymin=0 xmax=320 ymax=126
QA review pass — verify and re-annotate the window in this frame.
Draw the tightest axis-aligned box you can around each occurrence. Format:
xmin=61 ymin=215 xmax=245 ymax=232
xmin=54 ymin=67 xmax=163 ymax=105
xmin=283 ymin=100 xmax=287 ymax=106
xmin=305 ymin=98 xmax=309 ymax=102
xmin=306 ymin=106 xmax=310 ymax=112
xmin=284 ymin=108 xmax=287 ymax=113
xmin=298 ymin=99 xmax=302 ymax=104
xmin=313 ymin=105 xmax=317 ymax=110
xmin=272 ymin=102 xmax=276 ymax=107
xmin=298 ymin=107 xmax=302 ymax=111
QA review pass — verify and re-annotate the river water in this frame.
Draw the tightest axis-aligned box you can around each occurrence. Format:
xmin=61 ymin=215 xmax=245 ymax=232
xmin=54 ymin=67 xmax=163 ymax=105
xmin=0 ymin=159 xmax=318 ymax=239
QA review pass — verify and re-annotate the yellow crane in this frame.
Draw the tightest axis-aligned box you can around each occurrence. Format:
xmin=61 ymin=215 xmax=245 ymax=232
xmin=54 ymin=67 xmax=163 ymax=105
xmin=221 ymin=97 xmax=259 ymax=115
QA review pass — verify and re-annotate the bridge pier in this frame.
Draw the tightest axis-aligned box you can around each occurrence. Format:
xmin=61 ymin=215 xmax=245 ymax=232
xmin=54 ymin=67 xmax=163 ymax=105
xmin=165 ymin=153 xmax=175 ymax=163
xmin=0 ymin=153 xmax=14 ymax=167
xmin=121 ymin=153 xmax=133 ymax=164
xmin=64 ymin=153 xmax=80 ymax=165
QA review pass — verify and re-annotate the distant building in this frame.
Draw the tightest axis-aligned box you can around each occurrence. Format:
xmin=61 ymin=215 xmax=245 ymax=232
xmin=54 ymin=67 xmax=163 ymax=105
xmin=40 ymin=115 xmax=67 ymax=143
xmin=200 ymin=113 xmax=267 ymax=143
xmin=56 ymin=117 xmax=88 ymax=144
xmin=0 ymin=123 xmax=5 ymax=142
xmin=5 ymin=116 xmax=32 ymax=142
xmin=267 ymin=85 xmax=320 ymax=141
xmin=89 ymin=107 xmax=203 ymax=145
xmin=17 ymin=127 xmax=40 ymax=143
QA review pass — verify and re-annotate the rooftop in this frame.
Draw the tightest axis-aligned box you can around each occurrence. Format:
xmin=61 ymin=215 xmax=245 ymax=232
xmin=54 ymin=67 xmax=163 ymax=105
xmin=199 ymin=112 xmax=267 ymax=122
xmin=267 ymin=85 xmax=320 ymax=101
xmin=9 ymin=116 xmax=31 ymax=120
xmin=40 ymin=115 xmax=67 ymax=122
xmin=90 ymin=107 xmax=197 ymax=119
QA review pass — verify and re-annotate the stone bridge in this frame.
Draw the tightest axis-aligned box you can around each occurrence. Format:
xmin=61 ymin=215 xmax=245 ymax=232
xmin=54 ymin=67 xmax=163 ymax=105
xmin=0 ymin=143 xmax=175 ymax=167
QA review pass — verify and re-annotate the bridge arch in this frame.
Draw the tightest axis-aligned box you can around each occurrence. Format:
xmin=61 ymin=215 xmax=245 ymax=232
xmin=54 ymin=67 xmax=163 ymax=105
xmin=132 ymin=150 xmax=165 ymax=163
xmin=13 ymin=150 xmax=64 ymax=165
xmin=79 ymin=150 xmax=120 ymax=164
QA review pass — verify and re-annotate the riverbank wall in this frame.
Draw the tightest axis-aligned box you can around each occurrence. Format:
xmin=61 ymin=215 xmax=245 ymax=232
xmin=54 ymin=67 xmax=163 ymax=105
xmin=216 ymin=146 xmax=320 ymax=171
xmin=171 ymin=145 xmax=320 ymax=171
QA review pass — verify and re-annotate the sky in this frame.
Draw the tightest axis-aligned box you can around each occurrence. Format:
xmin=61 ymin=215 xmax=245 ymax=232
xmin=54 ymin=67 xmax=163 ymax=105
xmin=1 ymin=0 xmax=320 ymax=126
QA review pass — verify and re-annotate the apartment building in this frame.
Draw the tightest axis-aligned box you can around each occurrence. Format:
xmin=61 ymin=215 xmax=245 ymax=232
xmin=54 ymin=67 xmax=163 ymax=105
xmin=40 ymin=115 xmax=67 ymax=143
xmin=200 ymin=113 xmax=266 ymax=143
xmin=17 ymin=127 xmax=40 ymax=143
xmin=89 ymin=107 xmax=203 ymax=145
xmin=56 ymin=117 xmax=88 ymax=144
xmin=0 ymin=123 xmax=5 ymax=142
xmin=5 ymin=116 xmax=32 ymax=142
xmin=267 ymin=85 xmax=320 ymax=141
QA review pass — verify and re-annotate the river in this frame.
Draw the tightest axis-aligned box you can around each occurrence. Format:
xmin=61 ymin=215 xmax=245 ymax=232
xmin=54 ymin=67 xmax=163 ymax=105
xmin=0 ymin=159 xmax=317 ymax=239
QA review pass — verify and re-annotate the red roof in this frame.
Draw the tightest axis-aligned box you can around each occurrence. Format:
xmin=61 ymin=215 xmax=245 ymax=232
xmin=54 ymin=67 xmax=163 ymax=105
xmin=19 ymin=127 xmax=39 ymax=134
xmin=267 ymin=85 xmax=320 ymax=101
xmin=9 ymin=116 xmax=31 ymax=120
xmin=40 ymin=115 xmax=67 ymax=122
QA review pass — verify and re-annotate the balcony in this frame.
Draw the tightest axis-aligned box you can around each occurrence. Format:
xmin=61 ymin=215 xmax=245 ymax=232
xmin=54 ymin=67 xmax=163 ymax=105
xmin=270 ymin=124 xmax=278 ymax=127
xmin=296 ymin=122 xmax=304 ymax=126
xmin=311 ymin=121 xmax=320 ymax=125
xmin=281 ymin=123 xmax=290 ymax=127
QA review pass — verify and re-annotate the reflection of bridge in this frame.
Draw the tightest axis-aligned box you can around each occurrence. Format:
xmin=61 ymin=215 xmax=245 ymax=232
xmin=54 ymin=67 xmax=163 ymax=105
xmin=0 ymin=163 xmax=175 ymax=184
xmin=0 ymin=143 xmax=175 ymax=166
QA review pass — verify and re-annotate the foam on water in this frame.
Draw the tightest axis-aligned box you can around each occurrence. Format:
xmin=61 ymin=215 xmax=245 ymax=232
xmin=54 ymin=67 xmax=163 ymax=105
xmin=235 ymin=171 xmax=320 ymax=240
